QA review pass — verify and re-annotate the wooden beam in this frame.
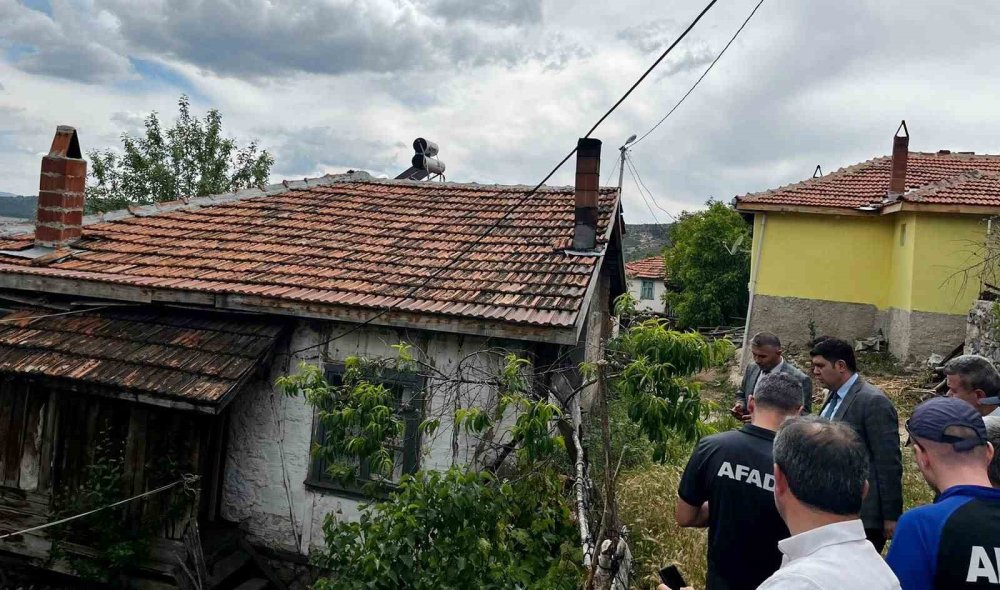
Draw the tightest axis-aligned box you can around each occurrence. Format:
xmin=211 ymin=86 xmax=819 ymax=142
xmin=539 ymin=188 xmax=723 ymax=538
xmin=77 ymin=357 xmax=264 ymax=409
xmin=35 ymin=389 xmax=58 ymax=492
xmin=735 ymin=203 xmax=873 ymax=216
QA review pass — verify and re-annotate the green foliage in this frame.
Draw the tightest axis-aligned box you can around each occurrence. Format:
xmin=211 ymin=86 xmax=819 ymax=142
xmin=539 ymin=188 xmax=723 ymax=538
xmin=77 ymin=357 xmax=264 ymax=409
xmin=87 ymin=95 xmax=274 ymax=213
xmin=311 ymin=466 xmax=583 ymax=590
xmin=663 ymin=200 xmax=751 ymax=328
xmin=610 ymin=318 xmax=732 ymax=460
xmin=277 ymin=360 xmax=404 ymax=485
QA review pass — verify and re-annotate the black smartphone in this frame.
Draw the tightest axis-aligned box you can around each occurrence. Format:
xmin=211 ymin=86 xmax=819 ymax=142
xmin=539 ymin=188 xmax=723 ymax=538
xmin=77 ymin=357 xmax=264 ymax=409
xmin=659 ymin=564 xmax=686 ymax=589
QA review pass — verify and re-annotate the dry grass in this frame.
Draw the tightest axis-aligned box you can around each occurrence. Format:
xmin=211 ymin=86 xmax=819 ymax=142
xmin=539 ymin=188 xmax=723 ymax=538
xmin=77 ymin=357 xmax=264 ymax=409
xmin=617 ymin=368 xmax=936 ymax=589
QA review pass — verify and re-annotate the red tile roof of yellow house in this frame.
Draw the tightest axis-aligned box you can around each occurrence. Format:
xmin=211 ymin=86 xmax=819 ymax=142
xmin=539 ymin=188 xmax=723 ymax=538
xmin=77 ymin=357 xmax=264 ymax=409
xmin=735 ymin=151 xmax=1000 ymax=214
xmin=625 ymin=256 xmax=666 ymax=280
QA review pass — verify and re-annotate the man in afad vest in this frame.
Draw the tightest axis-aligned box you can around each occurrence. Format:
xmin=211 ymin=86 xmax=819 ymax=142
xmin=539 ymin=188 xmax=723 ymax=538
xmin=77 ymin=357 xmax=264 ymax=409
xmin=887 ymin=396 xmax=1000 ymax=589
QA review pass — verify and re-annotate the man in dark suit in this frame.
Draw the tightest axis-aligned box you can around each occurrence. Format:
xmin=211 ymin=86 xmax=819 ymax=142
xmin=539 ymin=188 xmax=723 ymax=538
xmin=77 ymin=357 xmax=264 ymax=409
xmin=811 ymin=336 xmax=902 ymax=552
xmin=734 ymin=332 xmax=813 ymax=420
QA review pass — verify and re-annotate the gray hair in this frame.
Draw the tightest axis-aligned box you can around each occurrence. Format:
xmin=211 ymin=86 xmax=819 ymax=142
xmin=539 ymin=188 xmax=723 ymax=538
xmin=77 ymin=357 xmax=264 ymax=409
xmin=943 ymin=355 xmax=1000 ymax=399
xmin=751 ymin=332 xmax=781 ymax=348
xmin=774 ymin=416 xmax=869 ymax=515
xmin=985 ymin=416 xmax=1000 ymax=487
xmin=755 ymin=373 xmax=804 ymax=413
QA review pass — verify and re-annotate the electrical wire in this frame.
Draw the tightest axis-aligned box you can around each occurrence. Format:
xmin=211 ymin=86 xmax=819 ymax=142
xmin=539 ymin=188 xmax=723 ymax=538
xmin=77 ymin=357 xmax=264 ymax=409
xmin=631 ymin=0 xmax=767 ymax=148
xmin=625 ymin=153 xmax=677 ymax=221
xmin=291 ymin=0 xmax=721 ymax=355
xmin=624 ymin=158 xmax=661 ymax=225
xmin=0 ymin=474 xmax=199 ymax=541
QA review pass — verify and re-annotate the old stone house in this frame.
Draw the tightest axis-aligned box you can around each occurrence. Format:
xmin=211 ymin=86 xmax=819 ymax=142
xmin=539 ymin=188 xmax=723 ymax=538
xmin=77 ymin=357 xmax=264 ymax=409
xmin=624 ymin=256 xmax=667 ymax=314
xmin=0 ymin=128 xmax=624 ymax=588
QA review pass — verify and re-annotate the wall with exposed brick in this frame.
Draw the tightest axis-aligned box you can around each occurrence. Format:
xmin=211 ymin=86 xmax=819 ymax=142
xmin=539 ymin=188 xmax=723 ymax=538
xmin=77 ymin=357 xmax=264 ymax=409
xmin=221 ymin=319 xmax=528 ymax=554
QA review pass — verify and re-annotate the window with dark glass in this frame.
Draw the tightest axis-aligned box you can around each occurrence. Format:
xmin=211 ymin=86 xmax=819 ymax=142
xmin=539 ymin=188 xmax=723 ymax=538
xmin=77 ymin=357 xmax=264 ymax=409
xmin=306 ymin=363 xmax=424 ymax=496
xmin=640 ymin=280 xmax=655 ymax=300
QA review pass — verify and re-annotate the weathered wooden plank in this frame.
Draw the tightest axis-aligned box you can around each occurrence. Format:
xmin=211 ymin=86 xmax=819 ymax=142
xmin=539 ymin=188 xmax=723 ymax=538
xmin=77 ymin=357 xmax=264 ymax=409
xmin=4 ymin=382 xmax=28 ymax=486
xmin=124 ymin=405 xmax=149 ymax=528
xmin=36 ymin=389 xmax=59 ymax=491
xmin=17 ymin=388 xmax=45 ymax=491
xmin=0 ymin=380 xmax=13 ymax=480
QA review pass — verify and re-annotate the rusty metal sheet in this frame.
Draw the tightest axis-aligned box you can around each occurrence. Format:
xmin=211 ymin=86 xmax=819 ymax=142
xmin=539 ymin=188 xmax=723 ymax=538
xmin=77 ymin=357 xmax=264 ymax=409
xmin=0 ymin=307 xmax=285 ymax=405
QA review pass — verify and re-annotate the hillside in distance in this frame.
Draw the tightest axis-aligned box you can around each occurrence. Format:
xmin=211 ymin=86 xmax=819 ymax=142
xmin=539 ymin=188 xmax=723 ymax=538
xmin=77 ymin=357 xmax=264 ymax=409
xmin=623 ymin=223 xmax=672 ymax=261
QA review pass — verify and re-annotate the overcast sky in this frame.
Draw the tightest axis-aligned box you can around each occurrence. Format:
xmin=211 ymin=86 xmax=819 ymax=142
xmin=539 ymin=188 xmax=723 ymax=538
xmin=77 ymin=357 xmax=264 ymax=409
xmin=1 ymin=0 xmax=998 ymax=222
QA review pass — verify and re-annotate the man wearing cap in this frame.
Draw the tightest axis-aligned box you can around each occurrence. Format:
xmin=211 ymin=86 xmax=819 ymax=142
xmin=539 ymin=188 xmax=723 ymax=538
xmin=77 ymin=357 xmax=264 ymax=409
xmin=943 ymin=354 xmax=1000 ymax=417
xmin=886 ymin=397 xmax=1000 ymax=590
xmin=733 ymin=332 xmax=813 ymax=421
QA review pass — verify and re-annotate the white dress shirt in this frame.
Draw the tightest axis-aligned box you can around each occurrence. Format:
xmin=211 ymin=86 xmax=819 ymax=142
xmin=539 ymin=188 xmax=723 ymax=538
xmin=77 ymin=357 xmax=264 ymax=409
xmin=752 ymin=358 xmax=786 ymax=395
xmin=756 ymin=520 xmax=900 ymax=590
xmin=821 ymin=372 xmax=858 ymax=419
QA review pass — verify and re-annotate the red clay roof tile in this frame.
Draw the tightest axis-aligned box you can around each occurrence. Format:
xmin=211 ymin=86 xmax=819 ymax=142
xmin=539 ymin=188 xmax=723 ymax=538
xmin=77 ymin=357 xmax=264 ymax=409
xmin=736 ymin=152 xmax=1000 ymax=211
xmin=625 ymin=256 xmax=666 ymax=279
xmin=0 ymin=179 xmax=619 ymax=330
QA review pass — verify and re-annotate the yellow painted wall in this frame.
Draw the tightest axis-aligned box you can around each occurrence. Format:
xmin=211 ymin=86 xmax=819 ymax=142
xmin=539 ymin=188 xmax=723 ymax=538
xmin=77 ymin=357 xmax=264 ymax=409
xmin=750 ymin=211 xmax=990 ymax=315
xmin=910 ymin=214 xmax=988 ymax=314
xmin=754 ymin=213 xmax=893 ymax=307
xmin=887 ymin=213 xmax=916 ymax=311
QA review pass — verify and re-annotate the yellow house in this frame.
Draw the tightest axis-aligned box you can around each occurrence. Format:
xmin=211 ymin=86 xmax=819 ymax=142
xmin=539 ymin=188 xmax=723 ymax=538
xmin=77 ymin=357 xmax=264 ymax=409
xmin=735 ymin=124 xmax=1000 ymax=361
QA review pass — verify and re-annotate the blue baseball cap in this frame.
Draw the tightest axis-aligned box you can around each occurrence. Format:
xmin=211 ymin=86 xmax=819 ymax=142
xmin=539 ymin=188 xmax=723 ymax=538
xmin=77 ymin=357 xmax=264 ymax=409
xmin=906 ymin=396 xmax=988 ymax=452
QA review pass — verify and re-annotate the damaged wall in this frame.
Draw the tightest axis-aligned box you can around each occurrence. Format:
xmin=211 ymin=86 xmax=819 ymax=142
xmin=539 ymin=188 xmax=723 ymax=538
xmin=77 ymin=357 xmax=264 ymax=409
xmin=221 ymin=319 xmax=529 ymax=554
xmin=965 ymin=300 xmax=1000 ymax=362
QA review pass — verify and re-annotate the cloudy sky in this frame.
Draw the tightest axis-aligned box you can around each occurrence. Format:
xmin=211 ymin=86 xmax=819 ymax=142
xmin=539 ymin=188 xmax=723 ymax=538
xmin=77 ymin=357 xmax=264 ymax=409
xmin=1 ymin=0 xmax=998 ymax=222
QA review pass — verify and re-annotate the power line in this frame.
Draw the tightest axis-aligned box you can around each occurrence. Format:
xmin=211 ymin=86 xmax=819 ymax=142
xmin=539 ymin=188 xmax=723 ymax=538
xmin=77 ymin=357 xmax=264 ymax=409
xmin=625 ymin=153 xmax=677 ymax=221
xmin=292 ymin=0 xmax=721 ymax=355
xmin=624 ymin=157 xmax=661 ymax=225
xmin=631 ymin=0 xmax=766 ymax=148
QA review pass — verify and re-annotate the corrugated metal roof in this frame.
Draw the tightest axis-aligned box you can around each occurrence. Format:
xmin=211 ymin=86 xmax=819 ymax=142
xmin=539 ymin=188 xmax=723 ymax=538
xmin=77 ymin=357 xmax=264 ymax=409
xmin=0 ymin=307 xmax=285 ymax=406
xmin=0 ymin=178 xmax=620 ymax=330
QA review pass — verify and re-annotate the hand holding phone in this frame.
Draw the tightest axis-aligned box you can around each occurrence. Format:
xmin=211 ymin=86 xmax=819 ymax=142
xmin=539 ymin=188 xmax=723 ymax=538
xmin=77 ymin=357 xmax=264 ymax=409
xmin=659 ymin=564 xmax=687 ymax=590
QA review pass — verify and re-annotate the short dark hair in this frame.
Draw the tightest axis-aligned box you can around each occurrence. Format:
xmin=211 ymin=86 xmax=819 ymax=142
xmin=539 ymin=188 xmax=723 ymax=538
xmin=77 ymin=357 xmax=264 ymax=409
xmin=774 ymin=416 xmax=869 ymax=515
xmin=809 ymin=337 xmax=857 ymax=373
xmin=751 ymin=332 xmax=781 ymax=348
xmin=943 ymin=355 xmax=1000 ymax=398
xmin=755 ymin=373 xmax=804 ymax=413
xmin=984 ymin=416 xmax=1000 ymax=487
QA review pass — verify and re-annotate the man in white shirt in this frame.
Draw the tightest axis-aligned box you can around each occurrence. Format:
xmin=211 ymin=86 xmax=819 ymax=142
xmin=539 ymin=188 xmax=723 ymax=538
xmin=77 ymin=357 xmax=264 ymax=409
xmin=658 ymin=416 xmax=899 ymax=590
xmin=943 ymin=354 xmax=1000 ymax=418
xmin=757 ymin=416 xmax=899 ymax=590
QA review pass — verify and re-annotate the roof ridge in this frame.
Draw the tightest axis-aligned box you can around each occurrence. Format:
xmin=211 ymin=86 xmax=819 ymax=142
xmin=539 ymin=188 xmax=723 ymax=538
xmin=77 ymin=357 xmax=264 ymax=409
xmin=356 ymin=177 xmax=620 ymax=193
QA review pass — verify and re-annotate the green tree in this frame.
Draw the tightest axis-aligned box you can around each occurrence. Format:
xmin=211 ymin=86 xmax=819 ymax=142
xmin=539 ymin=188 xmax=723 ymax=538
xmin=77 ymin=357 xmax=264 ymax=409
xmin=86 ymin=95 xmax=274 ymax=213
xmin=664 ymin=200 xmax=751 ymax=328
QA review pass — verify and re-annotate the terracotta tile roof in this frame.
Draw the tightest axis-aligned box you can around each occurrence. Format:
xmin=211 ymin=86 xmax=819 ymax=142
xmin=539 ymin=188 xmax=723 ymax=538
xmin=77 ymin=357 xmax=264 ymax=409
xmin=736 ymin=152 xmax=1000 ymax=211
xmin=0 ymin=307 xmax=285 ymax=407
xmin=625 ymin=256 xmax=666 ymax=280
xmin=0 ymin=176 xmax=619 ymax=330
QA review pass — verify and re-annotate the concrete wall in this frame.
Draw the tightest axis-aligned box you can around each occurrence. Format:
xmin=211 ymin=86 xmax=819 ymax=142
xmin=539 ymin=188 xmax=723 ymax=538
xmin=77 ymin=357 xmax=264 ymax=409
xmin=221 ymin=320 xmax=529 ymax=554
xmin=626 ymin=277 xmax=667 ymax=313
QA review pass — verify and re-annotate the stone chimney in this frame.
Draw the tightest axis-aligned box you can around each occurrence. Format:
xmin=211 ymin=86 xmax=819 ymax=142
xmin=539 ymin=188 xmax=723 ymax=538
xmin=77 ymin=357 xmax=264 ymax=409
xmin=888 ymin=120 xmax=909 ymax=199
xmin=36 ymin=126 xmax=85 ymax=248
xmin=572 ymin=138 xmax=602 ymax=251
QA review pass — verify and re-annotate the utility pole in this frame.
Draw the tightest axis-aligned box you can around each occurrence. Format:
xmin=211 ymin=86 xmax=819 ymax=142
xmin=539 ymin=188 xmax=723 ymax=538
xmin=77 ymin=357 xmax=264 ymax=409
xmin=617 ymin=134 xmax=637 ymax=193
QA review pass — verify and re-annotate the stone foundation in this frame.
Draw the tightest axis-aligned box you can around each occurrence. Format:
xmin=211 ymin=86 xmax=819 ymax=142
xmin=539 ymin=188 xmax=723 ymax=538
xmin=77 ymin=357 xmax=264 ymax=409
xmin=747 ymin=294 xmax=966 ymax=364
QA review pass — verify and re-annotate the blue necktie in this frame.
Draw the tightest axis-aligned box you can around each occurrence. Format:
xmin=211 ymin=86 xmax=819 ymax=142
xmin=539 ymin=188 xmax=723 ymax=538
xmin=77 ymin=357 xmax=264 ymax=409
xmin=823 ymin=394 xmax=839 ymax=419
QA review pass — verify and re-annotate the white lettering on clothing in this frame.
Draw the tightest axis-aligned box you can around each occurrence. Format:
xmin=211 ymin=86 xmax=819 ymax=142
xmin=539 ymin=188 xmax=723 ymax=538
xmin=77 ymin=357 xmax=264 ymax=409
xmin=716 ymin=461 xmax=775 ymax=491
xmin=967 ymin=546 xmax=1000 ymax=583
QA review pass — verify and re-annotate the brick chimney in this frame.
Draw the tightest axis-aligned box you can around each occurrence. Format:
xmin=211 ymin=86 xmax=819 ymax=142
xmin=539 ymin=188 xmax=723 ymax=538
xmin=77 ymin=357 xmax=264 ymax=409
xmin=888 ymin=120 xmax=909 ymax=199
xmin=573 ymin=138 xmax=602 ymax=251
xmin=36 ymin=126 xmax=85 ymax=248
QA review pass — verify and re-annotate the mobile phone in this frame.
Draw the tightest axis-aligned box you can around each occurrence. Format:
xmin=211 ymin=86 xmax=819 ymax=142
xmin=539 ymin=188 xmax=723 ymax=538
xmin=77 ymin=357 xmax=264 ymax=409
xmin=659 ymin=564 xmax=686 ymax=589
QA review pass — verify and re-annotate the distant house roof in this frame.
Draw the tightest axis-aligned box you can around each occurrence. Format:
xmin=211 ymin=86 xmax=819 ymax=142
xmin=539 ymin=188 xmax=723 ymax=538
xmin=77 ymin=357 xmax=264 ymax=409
xmin=0 ymin=174 xmax=621 ymax=343
xmin=625 ymin=256 xmax=665 ymax=280
xmin=0 ymin=307 xmax=285 ymax=412
xmin=735 ymin=152 xmax=1000 ymax=214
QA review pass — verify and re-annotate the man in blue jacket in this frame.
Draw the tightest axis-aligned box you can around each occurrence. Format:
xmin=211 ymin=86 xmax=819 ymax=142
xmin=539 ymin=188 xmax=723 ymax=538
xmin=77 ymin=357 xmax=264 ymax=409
xmin=886 ymin=396 xmax=1000 ymax=590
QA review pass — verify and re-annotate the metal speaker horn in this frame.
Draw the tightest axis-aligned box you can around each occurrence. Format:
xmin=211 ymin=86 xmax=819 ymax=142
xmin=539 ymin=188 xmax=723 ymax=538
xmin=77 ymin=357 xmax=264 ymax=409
xmin=413 ymin=138 xmax=439 ymax=157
